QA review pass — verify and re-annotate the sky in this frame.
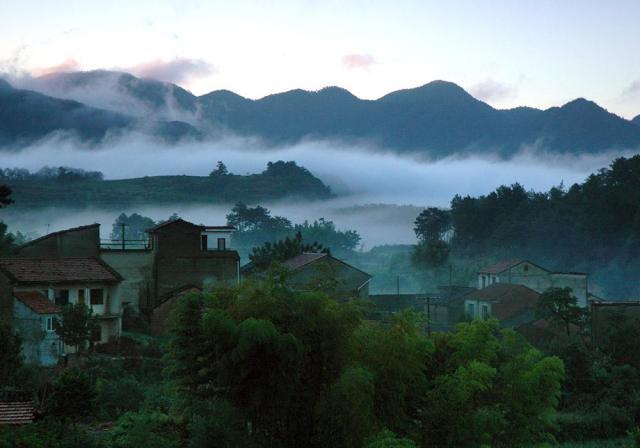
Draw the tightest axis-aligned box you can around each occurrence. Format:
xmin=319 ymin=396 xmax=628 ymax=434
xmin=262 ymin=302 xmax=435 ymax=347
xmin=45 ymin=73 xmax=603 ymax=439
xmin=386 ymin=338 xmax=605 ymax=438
xmin=1 ymin=0 xmax=639 ymax=118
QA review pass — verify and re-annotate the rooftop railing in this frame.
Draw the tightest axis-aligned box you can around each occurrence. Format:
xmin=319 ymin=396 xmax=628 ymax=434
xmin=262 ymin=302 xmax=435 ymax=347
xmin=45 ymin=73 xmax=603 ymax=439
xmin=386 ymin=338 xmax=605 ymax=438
xmin=99 ymin=239 xmax=152 ymax=250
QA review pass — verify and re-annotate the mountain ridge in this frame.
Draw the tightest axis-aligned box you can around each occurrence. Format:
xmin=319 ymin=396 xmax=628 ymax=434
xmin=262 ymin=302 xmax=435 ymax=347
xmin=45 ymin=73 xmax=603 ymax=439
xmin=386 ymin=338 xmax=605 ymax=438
xmin=2 ymin=71 xmax=640 ymax=156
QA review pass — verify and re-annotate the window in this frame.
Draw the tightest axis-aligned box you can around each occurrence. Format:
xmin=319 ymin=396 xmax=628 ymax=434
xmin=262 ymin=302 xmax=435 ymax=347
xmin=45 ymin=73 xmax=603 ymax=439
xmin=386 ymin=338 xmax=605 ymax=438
xmin=90 ymin=288 xmax=103 ymax=305
xmin=78 ymin=289 xmax=85 ymax=305
xmin=54 ymin=289 xmax=69 ymax=306
xmin=481 ymin=276 xmax=486 ymax=288
xmin=201 ymin=234 xmax=208 ymax=251
xmin=524 ymin=264 xmax=529 ymax=272
xmin=45 ymin=316 xmax=54 ymax=332
xmin=467 ymin=302 xmax=475 ymax=318
xmin=491 ymin=276 xmax=496 ymax=284
xmin=217 ymin=237 xmax=226 ymax=250
xmin=482 ymin=304 xmax=489 ymax=320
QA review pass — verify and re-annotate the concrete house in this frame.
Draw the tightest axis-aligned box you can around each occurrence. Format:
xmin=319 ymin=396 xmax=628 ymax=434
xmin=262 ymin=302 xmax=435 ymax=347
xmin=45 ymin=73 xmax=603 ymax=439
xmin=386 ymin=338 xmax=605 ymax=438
xmin=9 ymin=220 xmax=240 ymax=329
xmin=0 ymin=257 xmax=123 ymax=348
xmin=281 ymin=252 xmax=372 ymax=298
xmin=12 ymin=291 xmax=61 ymax=366
xmin=462 ymin=283 xmax=541 ymax=327
xmin=477 ymin=260 xmax=589 ymax=307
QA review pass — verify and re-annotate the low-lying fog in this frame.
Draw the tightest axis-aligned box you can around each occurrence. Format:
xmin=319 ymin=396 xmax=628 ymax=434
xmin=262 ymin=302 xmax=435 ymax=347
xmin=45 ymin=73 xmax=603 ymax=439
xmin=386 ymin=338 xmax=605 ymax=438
xmin=1 ymin=134 xmax=632 ymax=250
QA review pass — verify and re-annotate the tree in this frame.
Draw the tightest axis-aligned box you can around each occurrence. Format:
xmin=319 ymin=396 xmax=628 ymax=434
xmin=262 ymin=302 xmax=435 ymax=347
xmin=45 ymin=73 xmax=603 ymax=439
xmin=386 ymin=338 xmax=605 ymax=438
xmin=0 ymin=184 xmax=12 ymax=208
xmin=210 ymin=161 xmax=229 ymax=177
xmin=54 ymin=303 xmax=99 ymax=353
xmin=414 ymin=207 xmax=451 ymax=242
xmin=0 ymin=321 xmax=22 ymax=387
xmin=411 ymin=240 xmax=450 ymax=269
xmin=535 ymin=287 xmax=585 ymax=337
xmin=111 ymin=212 xmax=157 ymax=241
xmin=48 ymin=367 xmax=96 ymax=421
xmin=249 ymin=231 xmax=328 ymax=270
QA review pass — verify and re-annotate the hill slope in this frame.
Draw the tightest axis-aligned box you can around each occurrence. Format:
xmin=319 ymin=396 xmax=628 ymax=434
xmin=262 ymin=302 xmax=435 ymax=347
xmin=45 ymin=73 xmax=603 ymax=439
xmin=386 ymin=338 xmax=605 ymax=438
xmin=2 ymin=161 xmax=332 ymax=209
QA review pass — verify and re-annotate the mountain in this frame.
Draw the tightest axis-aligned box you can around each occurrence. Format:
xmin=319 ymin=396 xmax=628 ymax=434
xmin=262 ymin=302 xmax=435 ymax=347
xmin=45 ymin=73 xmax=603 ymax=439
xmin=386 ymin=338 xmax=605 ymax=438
xmin=3 ymin=71 xmax=640 ymax=156
xmin=633 ymin=115 xmax=640 ymax=126
xmin=0 ymin=78 xmax=201 ymax=147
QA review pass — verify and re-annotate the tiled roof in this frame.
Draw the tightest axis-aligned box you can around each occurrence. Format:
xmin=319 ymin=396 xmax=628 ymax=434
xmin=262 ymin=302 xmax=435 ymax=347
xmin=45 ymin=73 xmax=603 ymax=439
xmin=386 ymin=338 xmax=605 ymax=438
xmin=14 ymin=291 xmax=61 ymax=314
xmin=465 ymin=283 xmax=541 ymax=321
xmin=15 ymin=224 xmax=99 ymax=252
xmin=0 ymin=257 xmax=121 ymax=284
xmin=477 ymin=259 xmax=526 ymax=274
xmin=0 ymin=391 xmax=36 ymax=425
xmin=283 ymin=252 xmax=328 ymax=270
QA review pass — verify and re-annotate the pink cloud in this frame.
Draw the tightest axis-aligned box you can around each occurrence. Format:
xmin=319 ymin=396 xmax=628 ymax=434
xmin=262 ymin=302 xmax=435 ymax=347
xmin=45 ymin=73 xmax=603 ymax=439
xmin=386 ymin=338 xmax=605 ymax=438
xmin=31 ymin=58 xmax=79 ymax=77
xmin=128 ymin=58 xmax=215 ymax=84
xmin=342 ymin=53 xmax=375 ymax=70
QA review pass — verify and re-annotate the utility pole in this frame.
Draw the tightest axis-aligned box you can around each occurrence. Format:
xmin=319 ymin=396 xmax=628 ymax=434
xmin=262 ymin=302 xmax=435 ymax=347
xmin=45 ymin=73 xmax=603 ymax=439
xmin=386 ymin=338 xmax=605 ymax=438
xmin=121 ymin=222 xmax=126 ymax=250
xmin=396 ymin=275 xmax=400 ymax=296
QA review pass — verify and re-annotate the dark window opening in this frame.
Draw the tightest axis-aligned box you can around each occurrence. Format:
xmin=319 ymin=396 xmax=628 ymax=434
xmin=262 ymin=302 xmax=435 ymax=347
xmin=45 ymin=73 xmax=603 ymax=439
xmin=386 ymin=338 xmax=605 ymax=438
xmin=524 ymin=264 xmax=529 ymax=272
xmin=201 ymin=234 xmax=208 ymax=251
xmin=217 ymin=237 xmax=226 ymax=250
xmin=54 ymin=289 xmax=69 ymax=306
xmin=78 ymin=289 xmax=85 ymax=305
xmin=90 ymin=289 xmax=104 ymax=305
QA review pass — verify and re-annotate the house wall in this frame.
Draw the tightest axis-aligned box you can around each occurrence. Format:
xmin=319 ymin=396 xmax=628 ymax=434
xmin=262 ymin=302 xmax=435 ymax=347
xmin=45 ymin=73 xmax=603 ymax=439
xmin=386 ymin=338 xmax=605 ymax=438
xmin=13 ymin=282 xmax=121 ymax=344
xmin=287 ymin=257 xmax=371 ymax=298
xmin=501 ymin=262 xmax=552 ymax=293
xmin=151 ymin=222 xmax=239 ymax=306
xmin=154 ymin=254 xmax=238 ymax=301
xmin=14 ymin=225 xmax=100 ymax=258
xmin=591 ymin=302 xmax=640 ymax=345
xmin=13 ymin=301 xmax=60 ymax=366
xmin=100 ymin=250 xmax=153 ymax=310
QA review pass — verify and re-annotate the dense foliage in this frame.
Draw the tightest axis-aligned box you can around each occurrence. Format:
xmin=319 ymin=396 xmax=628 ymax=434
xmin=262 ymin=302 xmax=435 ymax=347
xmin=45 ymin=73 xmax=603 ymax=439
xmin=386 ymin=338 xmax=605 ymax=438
xmin=227 ymin=202 xmax=361 ymax=258
xmin=445 ymin=155 xmax=640 ymax=297
xmin=54 ymin=303 xmax=99 ymax=352
xmin=165 ymin=275 xmax=565 ymax=447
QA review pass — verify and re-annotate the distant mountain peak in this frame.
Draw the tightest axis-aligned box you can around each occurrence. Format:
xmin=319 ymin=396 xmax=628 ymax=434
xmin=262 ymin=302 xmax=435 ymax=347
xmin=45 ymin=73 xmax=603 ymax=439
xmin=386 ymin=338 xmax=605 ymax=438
xmin=559 ymin=97 xmax=604 ymax=112
xmin=632 ymin=114 xmax=640 ymax=125
xmin=0 ymin=78 xmax=12 ymax=91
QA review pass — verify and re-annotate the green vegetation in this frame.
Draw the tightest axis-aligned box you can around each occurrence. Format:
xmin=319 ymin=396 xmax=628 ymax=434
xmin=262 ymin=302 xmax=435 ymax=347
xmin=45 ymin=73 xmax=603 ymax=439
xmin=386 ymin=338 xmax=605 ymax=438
xmin=446 ymin=155 xmax=640 ymax=298
xmin=54 ymin=303 xmax=99 ymax=353
xmin=2 ymin=160 xmax=332 ymax=209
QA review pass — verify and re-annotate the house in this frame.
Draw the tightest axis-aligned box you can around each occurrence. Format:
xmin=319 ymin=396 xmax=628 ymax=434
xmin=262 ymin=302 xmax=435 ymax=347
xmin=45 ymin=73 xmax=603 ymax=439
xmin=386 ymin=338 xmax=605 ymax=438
xmin=0 ymin=257 xmax=123 ymax=351
xmin=10 ymin=219 xmax=240 ymax=316
xmin=477 ymin=259 xmax=589 ymax=307
xmin=461 ymin=283 xmax=541 ymax=326
xmin=280 ymin=252 xmax=372 ymax=298
xmin=13 ymin=291 xmax=62 ymax=366
xmin=369 ymin=286 xmax=475 ymax=333
xmin=590 ymin=300 xmax=640 ymax=345
xmin=0 ymin=391 xmax=36 ymax=425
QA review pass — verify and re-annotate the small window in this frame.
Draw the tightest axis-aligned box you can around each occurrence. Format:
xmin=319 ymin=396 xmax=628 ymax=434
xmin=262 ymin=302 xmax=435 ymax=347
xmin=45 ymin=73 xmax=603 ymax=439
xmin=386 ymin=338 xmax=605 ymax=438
xmin=482 ymin=304 xmax=489 ymax=320
xmin=201 ymin=234 xmax=209 ymax=251
xmin=217 ymin=237 xmax=226 ymax=250
xmin=54 ymin=289 xmax=69 ymax=306
xmin=481 ymin=276 xmax=486 ymax=288
xmin=467 ymin=303 xmax=475 ymax=318
xmin=90 ymin=289 xmax=104 ymax=305
xmin=45 ymin=316 xmax=54 ymax=332
xmin=491 ymin=276 xmax=496 ymax=284
xmin=524 ymin=264 xmax=529 ymax=272
xmin=78 ymin=289 xmax=86 ymax=305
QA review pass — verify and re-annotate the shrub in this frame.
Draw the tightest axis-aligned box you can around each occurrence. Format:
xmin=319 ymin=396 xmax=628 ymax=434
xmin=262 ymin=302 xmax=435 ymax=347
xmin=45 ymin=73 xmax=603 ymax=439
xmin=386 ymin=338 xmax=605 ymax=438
xmin=108 ymin=411 xmax=182 ymax=448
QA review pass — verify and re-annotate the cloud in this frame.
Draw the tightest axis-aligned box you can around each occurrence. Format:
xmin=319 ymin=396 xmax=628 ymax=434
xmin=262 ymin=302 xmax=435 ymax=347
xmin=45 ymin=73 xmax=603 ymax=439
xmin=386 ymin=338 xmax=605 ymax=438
xmin=30 ymin=58 xmax=79 ymax=77
xmin=469 ymin=79 xmax=517 ymax=103
xmin=127 ymin=57 xmax=215 ymax=84
xmin=621 ymin=80 xmax=640 ymax=101
xmin=341 ymin=53 xmax=375 ymax=70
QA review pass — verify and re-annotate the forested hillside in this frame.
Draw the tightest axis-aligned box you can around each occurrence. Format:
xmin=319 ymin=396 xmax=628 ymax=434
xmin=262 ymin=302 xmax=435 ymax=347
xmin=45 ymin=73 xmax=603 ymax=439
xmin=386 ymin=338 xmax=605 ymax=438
xmin=447 ymin=155 xmax=640 ymax=297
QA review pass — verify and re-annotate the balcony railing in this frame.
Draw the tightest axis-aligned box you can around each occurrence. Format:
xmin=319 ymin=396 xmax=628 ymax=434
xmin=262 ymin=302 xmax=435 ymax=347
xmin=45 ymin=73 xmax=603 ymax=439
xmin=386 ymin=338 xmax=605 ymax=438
xmin=99 ymin=239 xmax=152 ymax=250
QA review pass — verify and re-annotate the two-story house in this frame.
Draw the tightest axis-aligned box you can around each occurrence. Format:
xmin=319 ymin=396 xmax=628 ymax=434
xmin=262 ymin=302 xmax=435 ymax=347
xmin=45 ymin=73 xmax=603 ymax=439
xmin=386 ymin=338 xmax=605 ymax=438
xmin=0 ymin=257 xmax=123 ymax=363
xmin=477 ymin=259 xmax=589 ymax=307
